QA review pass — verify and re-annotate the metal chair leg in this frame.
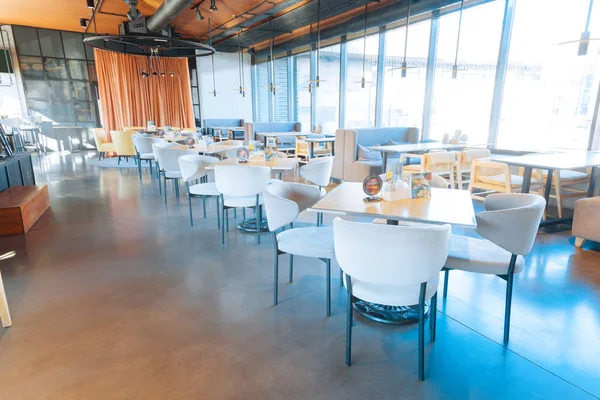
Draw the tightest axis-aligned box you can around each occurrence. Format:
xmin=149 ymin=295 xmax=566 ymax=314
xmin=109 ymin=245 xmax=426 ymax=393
xmin=256 ymin=195 xmax=261 ymax=244
xmin=274 ymin=246 xmax=279 ymax=306
xmin=234 ymin=208 xmax=237 ymax=219
xmin=504 ymin=255 xmax=517 ymax=344
xmin=118 ymin=156 xmax=121 ymax=165
xmin=149 ymin=160 xmax=153 ymax=176
xmin=98 ymin=152 xmax=102 ymax=161
xmin=418 ymin=282 xmax=427 ymax=381
xmin=138 ymin=155 xmax=142 ymax=179
xmin=242 ymin=208 xmax=246 ymax=220
xmin=187 ymin=184 xmax=193 ymax=226
xmin=221 ymin=195 xmax=225 ymax=244
xmin=430 ymin=292 xmax=437 ymax=342
xmin=443 ymin=269 xmax=449 ymax=298
xmin=326 ymin=259 xmax=331 ymax=317
xmin=288 ymin=254 xmax=293 ymax=283
xmin=164 ymin=176 xmax=168 ymax=205
xmin=340 ymin=269 xmax=343 ymax=287
xmin=345 ymin=274 xmax=353 ymax=367
xmin=202 ymin=196 xmax=207 ymax=218
xmin=216 ymin=196 xmax=221 ymax=229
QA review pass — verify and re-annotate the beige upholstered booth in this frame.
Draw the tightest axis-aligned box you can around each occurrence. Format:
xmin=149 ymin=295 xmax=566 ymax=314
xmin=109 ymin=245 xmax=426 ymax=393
xmin=573 ymin=197 xmax=600 ymax=247
xmin=331 ymin=127 xmax=419 ymax=182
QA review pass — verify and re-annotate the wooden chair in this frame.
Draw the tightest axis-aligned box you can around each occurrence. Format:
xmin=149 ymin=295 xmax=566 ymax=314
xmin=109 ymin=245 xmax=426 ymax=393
xmin=542 ymin=169 xmax=590 ymax=218
xmin=455 ymin=149 xmax=492 ymax=189
xmin=213 ymin=129 xmax=229 ymax=142
xmin=401 ymin=151 xmax=458 ymax=188
xmin=295 ymin=136 xmax=331 ymax=162
xmin=468 ymin=159 xmax=543 ymax=201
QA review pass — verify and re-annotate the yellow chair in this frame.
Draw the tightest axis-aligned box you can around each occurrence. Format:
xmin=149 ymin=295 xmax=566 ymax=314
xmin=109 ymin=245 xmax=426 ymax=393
xmin=110 ymin=130 xmax=137 ymax=165
xmin=92 ymin=128 xmax=116 ymax=160
xmin=540 ymin=169 xmax=590 ymax=218
xmin=401 ymin=151 xmax=458 ymax=188
xmin=123 ymin=126 xmax=145 ymax=132
xmin=468 ymin=159 xmax=543 ymax=201
xmin=295 ymin=136 xmax=331 ymax=161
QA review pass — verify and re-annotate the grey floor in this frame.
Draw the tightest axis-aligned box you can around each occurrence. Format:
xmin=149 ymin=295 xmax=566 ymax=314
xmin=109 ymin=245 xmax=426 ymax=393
xmin=0 ymin=151 xmax=599 ymax=400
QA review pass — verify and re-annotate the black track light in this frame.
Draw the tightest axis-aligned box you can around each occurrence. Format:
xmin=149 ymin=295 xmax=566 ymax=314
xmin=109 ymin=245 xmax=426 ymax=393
xmin=86 ymin=0 xmax=95 ymax=8
xmin=209 ymin=0 xmax=218 ymax=12
xmin=196 ymin=8 xmax=205 ymax=20
xmin=141 ymin=70 xmax=149 ymax=78
xmin=80 ymin=18 xmax=89 ymax=28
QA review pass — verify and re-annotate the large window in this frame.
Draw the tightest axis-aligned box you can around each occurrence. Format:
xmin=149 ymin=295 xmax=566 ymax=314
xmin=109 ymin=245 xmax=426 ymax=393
xmin=273 ymin=58 xmax=290 ymax=121
xmin=429 ymin=1 xmax=504 ymax=143
xmin=346 ymin=34 xmax=379 ymax=128
xmin=293 ymin=52 xmax=312 ymax=129
xmin=382 ymin=20 xmax=431 ymax=130
xmin=497 ymin=0 xmax=600 ymax=150
xmin=254 ymin=62 xmax=270 ymax=122
xmin=315 ymin=44 xmax=341 ymax=133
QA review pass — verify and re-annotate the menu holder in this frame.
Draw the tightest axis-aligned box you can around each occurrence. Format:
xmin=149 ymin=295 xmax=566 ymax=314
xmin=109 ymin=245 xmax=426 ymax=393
xmin=411 ymin=173 xmax=432 ymax=199
xmin=237 ymin=147 xmax=249 ymax=163
xmin=363 ymin=175 xmax=382 ymax=202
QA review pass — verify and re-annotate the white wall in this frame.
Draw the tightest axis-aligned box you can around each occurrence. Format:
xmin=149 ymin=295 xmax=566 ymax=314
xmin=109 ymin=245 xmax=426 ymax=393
xmin=196 ymin=51 xmax=252 ymax=123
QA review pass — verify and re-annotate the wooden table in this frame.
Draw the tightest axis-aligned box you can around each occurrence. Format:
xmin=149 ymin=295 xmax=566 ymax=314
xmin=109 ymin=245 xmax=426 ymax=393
xmin=370 ymin=142 xmax=486 ymax=172
xmin=209 ymin=126 xmax=244 ymax=140
xmin=173 ymin=143 xmax=243 ymax=155
xmin=309 ymin=182 xmax=475 ymax=324
xmin=309 ymin=182 xmax=476 ymax=228
xmin=493 ymin=151 xmax=600 ymax=227
xmin=304 ymin=136 xmax=336 ymax=158
xmin=207 ymin=156 xmax=299 ymax=173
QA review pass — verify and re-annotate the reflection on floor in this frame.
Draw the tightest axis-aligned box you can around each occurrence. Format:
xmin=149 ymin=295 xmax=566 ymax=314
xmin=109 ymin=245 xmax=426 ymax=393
xmin=0 ymin=151 xmax=599 ymax=400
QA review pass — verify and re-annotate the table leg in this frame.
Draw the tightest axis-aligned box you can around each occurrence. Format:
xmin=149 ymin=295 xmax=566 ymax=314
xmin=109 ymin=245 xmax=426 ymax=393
xmin=543 ymin=169 xmax=554 ymax=213
xmin=381 ymin=152 xmax=388 ymax=174
xmin=331 ymin=141 xmax=335 ymax=156
xmin=521 ymin=166 xmax=533 ymax=193
xmin=309 ymin=142 xmax=315 ymax=159
xmin=588 ymin=166 xmax=597 ymax=197
xmin=264 ymin=136 xmax=267 ymax=148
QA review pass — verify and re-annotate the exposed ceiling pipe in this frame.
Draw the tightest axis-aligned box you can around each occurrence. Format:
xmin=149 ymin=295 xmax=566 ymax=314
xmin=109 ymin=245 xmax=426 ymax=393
xmin=147 ymin=0 xmax=195 ymax=33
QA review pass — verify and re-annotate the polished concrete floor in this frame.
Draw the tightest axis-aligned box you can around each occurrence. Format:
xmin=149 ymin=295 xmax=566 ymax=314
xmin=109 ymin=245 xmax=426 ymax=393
xmin=1 ymin=152 xmax=600 ymax=400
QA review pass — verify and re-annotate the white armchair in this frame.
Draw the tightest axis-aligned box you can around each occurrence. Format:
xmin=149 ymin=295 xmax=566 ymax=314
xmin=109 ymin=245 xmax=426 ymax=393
xmin=334 ymin=219 xmax=451 ymax=380
xmin=444 ymin=193 xmax=545 ymax=343
xmin=179 ymin=155 xmax=221 ymax=228
xmin=264 ymin=182 xmax=334 ymax=316
xmin=300 ymin=156 xmax=334 ymax=226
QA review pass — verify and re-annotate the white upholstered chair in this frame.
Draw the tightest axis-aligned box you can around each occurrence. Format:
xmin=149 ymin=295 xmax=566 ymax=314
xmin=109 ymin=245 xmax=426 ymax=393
xmin=264 ymin=182 xmax=335 ymax=316
xmin=334 ymin=219 xmax=451 ymax=381
xmin=179 ymin=155 xmax=221 ymax=228
xmin=443 ymin=193 xmax=545 ymax=343
xmin=300 ymin=156 xmax=334 ymax=226
xmin=153 ymin=145 xmax=193 ymax=204
xmin=215 ymin=165 xmax=271 ymax=244
xmin=133 ymin=136 xmax=161 ymax=179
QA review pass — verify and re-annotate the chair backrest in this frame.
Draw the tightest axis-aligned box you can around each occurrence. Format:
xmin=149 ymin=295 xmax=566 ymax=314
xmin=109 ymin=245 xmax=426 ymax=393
xmin=214 ymin=165 xmax=271 ymax=197
xmin=300 ymin=156 xmax=334 ymax=187
xmin=429 ymin=174 xmax=449 ymax=189
xmin=153 ymin=144 xmax=187 ymax=172
xmin=264 ymin=182 xmax=322 ymax=231
xmin=422 ymin=151 xmax=457 ymax=172
xmin=178 ymin=155 xmax=219 ymax=182
xmin=133 ymin=136 xmax=161 ymax=154
xmin=110 ymin=131 xmax=136 ymax=156
xmin=334 ymin=218 xmax=451 ymax=286
xmin=475 ymin=193 xmax=545 ymax=256
xmin=458 ymin=149 xmax=491 ymax=168
xmin=92 ymin=128 xmax=106 ymax=147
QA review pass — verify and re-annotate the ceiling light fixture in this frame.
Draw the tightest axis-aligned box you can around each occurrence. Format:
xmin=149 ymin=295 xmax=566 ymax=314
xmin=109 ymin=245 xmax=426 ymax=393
xmin=401 ymin=0 xmax=411 ymax=78
xmin=209 ymin=0 xmax=218 ymax=12
xmin=237 ymin=31 xmax=246 ymax=97
xmin=208 ymin=18 xmax=217 ymax=97
xmin=80 ymin=18 xmax=89 ymax=29
xmin=558 ymin=0 xmax=599 ymax=55
xmin=86 ymin=0 xmax=95 ymax=9
xmin=196 ymin=8 xmax=205 ymax=21
xmin=309 ymin=0 xmax=326 ymax=88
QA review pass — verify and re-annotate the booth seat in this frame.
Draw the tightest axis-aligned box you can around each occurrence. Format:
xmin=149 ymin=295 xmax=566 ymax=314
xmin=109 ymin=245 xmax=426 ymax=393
xmin=244 ymin=122 xmax=302 ymax=149
xmin=202 ymin=119 xmax=245 ymax=136
xmin=332 ymin=127 xmax=419 ymax=182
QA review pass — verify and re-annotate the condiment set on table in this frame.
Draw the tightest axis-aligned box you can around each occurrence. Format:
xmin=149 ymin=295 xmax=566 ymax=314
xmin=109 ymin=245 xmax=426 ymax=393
xmin=363 ymin=163 xmax=432 ymax=202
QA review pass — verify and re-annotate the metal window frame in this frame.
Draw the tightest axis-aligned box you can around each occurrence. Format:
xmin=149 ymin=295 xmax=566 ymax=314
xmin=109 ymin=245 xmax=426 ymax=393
xmin=421 ymin=9 xmax=439 ymax=140
xmin=339 ymin=35 xmax=348 ymax=129
xmin=287 ymin=52 xmax=294 ymax=121
xmin=251 ymin=62 xmax=258 ymax=122
xmin=310 ymin=43 xmax=317 ymax=130
xmin=267 ymin=56 xmax=274 ymax=122
xmin=375 ymin=26 xmax=386 ymax=127
xmin=488 ymin=0 xmax=516 ymax=147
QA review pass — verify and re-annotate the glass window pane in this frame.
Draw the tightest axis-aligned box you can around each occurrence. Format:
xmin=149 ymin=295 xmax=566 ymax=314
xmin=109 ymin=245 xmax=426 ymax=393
xmin=194 ymin=105 xmax=200 ymax=122
xmin=190 ymin=69 xmax=198 ymax=86
xmin=13 ymin=26 xmax=40 ymax=56
xmin=273 ymin=58 xmax=290 ymax=122
xmin=27 ymin=100 xmax=51 ymax=119
xmin=382 ymin=20 xmax=430 ymax=130
xmin=68 ymin=60 xmax=88 ymax=80
xmin=38 ymin=29 xmax=64 ymax=58
xmin=429 ymin=1 xmax=504 ymax=143
xmin=62 ymin=31 xmax=86 ymax=59
xmin=498 ymin=0 xmax=600 ymax=150
xmin=294 ymin=53 xmax=311 ymax=128
xmin=23 ymin=79 xmax=50 ymax=99
xmin=44 ymin=58 xmax=68 ymax=79
xmin=19 ymin=56 xmax=45 ymax=79
xmin=74 ymin=102 xmax=93 ymax=122
xmin=52 ymin=103 xmax=75 ymax=122
xmin=346 ymin=34 xmax=379 ymax=128
xmin=255 ymin=63 xmax=270 ymax=122
xmin=50 ymin=80 xmax=71 ymax=101
xmin=192 ymin=87 xmax=199 ymax=104
xmin=72 ymin=81 xmax=91 ymax=101
xmin=315 ymin=44 xmax=340 ymax=133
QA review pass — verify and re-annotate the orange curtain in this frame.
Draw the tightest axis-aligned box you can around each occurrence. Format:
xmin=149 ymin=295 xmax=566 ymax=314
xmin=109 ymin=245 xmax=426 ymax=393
xmin=94 ymin=48 xmax=195 ymax=141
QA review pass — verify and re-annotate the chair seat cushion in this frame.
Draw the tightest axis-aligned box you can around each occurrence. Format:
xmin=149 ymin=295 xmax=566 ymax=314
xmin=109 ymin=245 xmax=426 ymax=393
xmin=446 ymin=235 xmax=524 ymax=275
xmin=140 ymin=152 xmax=155 ymax=160
xmin=478 ymin=174 xmax=540 ymax=187
xmin=277 ymin=227 xmax=334 ymax=259
xmin=347 ymin=275 xmax=439 ymax=306
xmin=189 ymin=182 xmax=219 ymax=196
xmin=224 ymin=193 xmax=264 ymax=208
xmin=164 ymin=170 xmax=182 ymax=179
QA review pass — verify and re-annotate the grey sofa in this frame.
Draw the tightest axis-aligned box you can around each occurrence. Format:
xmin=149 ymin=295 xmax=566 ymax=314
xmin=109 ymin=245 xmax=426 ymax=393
xmin=244 ymin=122 xmax=302 ymax=149
xmin=203 ymin=119 xmax=245 ymax=136
xmin=332 ymin=127 xmax=419 ymax=182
